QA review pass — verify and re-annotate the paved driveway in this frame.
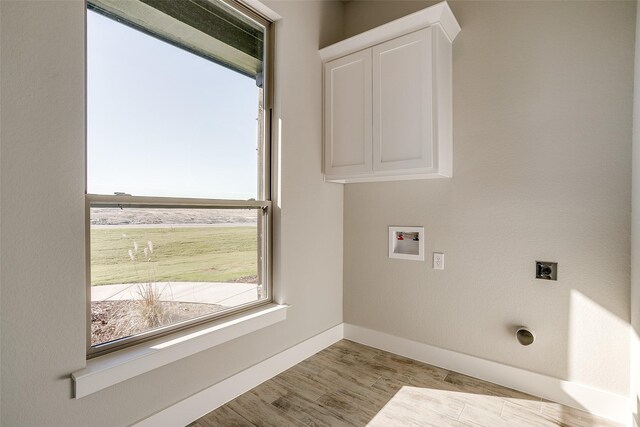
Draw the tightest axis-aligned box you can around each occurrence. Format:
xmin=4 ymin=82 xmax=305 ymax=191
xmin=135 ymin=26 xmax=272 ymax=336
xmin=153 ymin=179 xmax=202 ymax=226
xmin=91 ymin=281 xmax=258 ymax=307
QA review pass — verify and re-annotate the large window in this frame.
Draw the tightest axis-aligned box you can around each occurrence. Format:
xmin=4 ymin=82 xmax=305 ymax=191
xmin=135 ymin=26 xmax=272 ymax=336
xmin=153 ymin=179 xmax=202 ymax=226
xmin=86 ymin=0 xmax=272 ymax=357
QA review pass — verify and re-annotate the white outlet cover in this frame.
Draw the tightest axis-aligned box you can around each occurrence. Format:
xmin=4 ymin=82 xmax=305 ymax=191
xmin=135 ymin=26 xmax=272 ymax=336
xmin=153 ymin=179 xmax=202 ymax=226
xmin=433 ymin=252 xmax=444 ymax=270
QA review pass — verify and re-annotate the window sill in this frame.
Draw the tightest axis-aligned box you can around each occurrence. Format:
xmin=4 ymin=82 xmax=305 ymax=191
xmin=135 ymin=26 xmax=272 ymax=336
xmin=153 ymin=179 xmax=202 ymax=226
xmin=71 ymin=303 xmax=289 ymax=398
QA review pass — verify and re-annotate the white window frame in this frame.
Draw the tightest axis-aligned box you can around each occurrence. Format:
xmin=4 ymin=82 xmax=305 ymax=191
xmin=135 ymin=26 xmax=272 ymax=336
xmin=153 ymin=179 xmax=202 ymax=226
xmin=85 ymin=0 xmax=274 ymax=358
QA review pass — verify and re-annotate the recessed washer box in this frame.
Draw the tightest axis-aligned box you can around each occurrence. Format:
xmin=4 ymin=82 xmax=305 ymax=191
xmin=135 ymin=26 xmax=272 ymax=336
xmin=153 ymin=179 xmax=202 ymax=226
xmin=389 ymin=226 xmax=424 ymax=261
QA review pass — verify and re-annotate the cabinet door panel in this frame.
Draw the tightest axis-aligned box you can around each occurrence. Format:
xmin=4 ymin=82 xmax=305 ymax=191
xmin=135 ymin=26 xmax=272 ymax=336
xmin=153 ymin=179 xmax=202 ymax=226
xmin=324 ymin=50 xmax=372 ymax=177
xmin=373 ymin=28 xmax=433 ymax=172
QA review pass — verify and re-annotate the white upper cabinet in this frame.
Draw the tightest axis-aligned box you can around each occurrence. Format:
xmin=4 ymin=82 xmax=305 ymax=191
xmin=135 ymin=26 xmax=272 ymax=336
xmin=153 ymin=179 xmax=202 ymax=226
xmin=320 ymin=1 xmax=460 ymax=183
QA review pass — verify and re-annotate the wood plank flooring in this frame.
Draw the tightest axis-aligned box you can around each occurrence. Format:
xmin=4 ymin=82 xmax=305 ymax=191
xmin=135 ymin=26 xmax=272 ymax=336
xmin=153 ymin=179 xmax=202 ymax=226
xmin=189 ymin=340 xmax=621 ymax=427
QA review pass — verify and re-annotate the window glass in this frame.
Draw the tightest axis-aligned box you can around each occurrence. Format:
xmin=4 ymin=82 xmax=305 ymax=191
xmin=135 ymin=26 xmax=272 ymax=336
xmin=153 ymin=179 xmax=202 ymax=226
xmin=86 ymin=0 xmax=270 ymax=353
xmin=87 ymin=10 xmax=262 ymax=200
xmin=90 ymin=206 xmax=265 ymax=347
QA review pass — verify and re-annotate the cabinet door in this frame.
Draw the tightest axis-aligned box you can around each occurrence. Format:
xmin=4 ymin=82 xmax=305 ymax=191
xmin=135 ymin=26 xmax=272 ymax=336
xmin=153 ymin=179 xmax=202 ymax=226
xmin=373 ymin=28 xmax=433 ymax=172
xmin=324 ymin=50 xmax=372 ymax=178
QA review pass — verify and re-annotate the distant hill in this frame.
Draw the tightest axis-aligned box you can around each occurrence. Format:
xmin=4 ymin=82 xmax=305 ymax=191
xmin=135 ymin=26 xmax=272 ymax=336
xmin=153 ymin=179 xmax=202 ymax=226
xmin=90 ymin=207 xmax=258 ymax=226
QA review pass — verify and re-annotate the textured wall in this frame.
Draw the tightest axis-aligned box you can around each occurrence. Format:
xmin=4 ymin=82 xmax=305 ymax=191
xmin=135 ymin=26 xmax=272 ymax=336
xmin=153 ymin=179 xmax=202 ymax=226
xmin=0 ymin=1 xmax=344 ymax=425
xmin=343 ymin=0 xmax=634 ymax=396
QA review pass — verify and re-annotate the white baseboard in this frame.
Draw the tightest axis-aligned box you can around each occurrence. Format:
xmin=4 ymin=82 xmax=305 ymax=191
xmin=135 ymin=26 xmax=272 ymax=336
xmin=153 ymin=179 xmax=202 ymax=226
xmin=133 ymin=322 xmax=630 ymax=426
xmin=133 ymin=323 xmax=344 ymax=427
xmin=344 ymin=323 xmax=630 ymax=425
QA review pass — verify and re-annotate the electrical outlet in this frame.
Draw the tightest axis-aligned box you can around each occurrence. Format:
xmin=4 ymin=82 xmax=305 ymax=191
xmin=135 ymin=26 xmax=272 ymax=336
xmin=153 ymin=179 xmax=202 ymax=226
xmin=536 ymin=261 xmax=557 ymax=280
xmin=433 ymin=252 xmax=444 ymax=270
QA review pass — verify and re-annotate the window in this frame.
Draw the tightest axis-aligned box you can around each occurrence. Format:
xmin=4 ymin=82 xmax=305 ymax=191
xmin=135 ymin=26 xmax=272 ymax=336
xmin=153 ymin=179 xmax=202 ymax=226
xmin=86 ymin=0 xmax=272 ymax=357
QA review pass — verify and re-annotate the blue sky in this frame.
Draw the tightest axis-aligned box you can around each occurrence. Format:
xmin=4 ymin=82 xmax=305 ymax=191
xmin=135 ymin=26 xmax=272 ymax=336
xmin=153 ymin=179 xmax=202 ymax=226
xmin=87 ymin=10 xmax=260 ymax=200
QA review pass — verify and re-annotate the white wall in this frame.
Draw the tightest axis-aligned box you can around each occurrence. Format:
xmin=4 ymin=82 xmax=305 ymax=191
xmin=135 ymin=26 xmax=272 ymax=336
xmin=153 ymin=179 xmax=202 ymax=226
xmin=343 ymin=0 xmax=635 ymax=398
xmin=632 ymin=0 xmax=640 ymax=423
xmin=0 ymin=1 xmax=343 ymax=425
xmin=1 ymin=0 xmax=636 ymax=423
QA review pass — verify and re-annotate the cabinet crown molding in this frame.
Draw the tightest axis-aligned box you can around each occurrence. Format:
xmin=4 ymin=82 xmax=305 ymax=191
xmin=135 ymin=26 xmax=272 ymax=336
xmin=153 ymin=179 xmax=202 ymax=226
xmin=319 ymin=1 xmax=460 ymax=62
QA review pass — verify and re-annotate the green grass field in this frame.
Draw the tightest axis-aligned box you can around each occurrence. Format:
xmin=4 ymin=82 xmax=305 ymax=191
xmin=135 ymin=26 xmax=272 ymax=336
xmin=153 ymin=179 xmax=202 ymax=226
xmin=90 ymin=226 xmax=257 ymax=286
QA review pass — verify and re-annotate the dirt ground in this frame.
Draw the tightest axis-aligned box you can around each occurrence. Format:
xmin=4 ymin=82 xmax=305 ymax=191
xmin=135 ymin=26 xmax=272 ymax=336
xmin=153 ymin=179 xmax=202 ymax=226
xmin=91 ymin=300 xmax=226 ymax=346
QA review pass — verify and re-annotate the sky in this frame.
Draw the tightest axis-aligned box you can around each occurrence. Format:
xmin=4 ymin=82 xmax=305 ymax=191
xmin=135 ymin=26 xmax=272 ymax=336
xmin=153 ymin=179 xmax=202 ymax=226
xmin=87 ymin=10 xmax=261 ymax=200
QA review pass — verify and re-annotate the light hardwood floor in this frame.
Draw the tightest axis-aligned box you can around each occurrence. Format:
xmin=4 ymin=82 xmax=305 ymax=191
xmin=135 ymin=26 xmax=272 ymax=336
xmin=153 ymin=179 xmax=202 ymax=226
xmin=189 ymin=340 xmax=621 ymax=427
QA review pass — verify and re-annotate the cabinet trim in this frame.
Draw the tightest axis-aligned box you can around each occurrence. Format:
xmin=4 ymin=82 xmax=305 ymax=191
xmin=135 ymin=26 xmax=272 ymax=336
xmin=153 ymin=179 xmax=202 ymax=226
xmin=319 ymin=1 xmax=460 ymax=62
xmin=324 ymin=171 xmax=448 ymax=184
